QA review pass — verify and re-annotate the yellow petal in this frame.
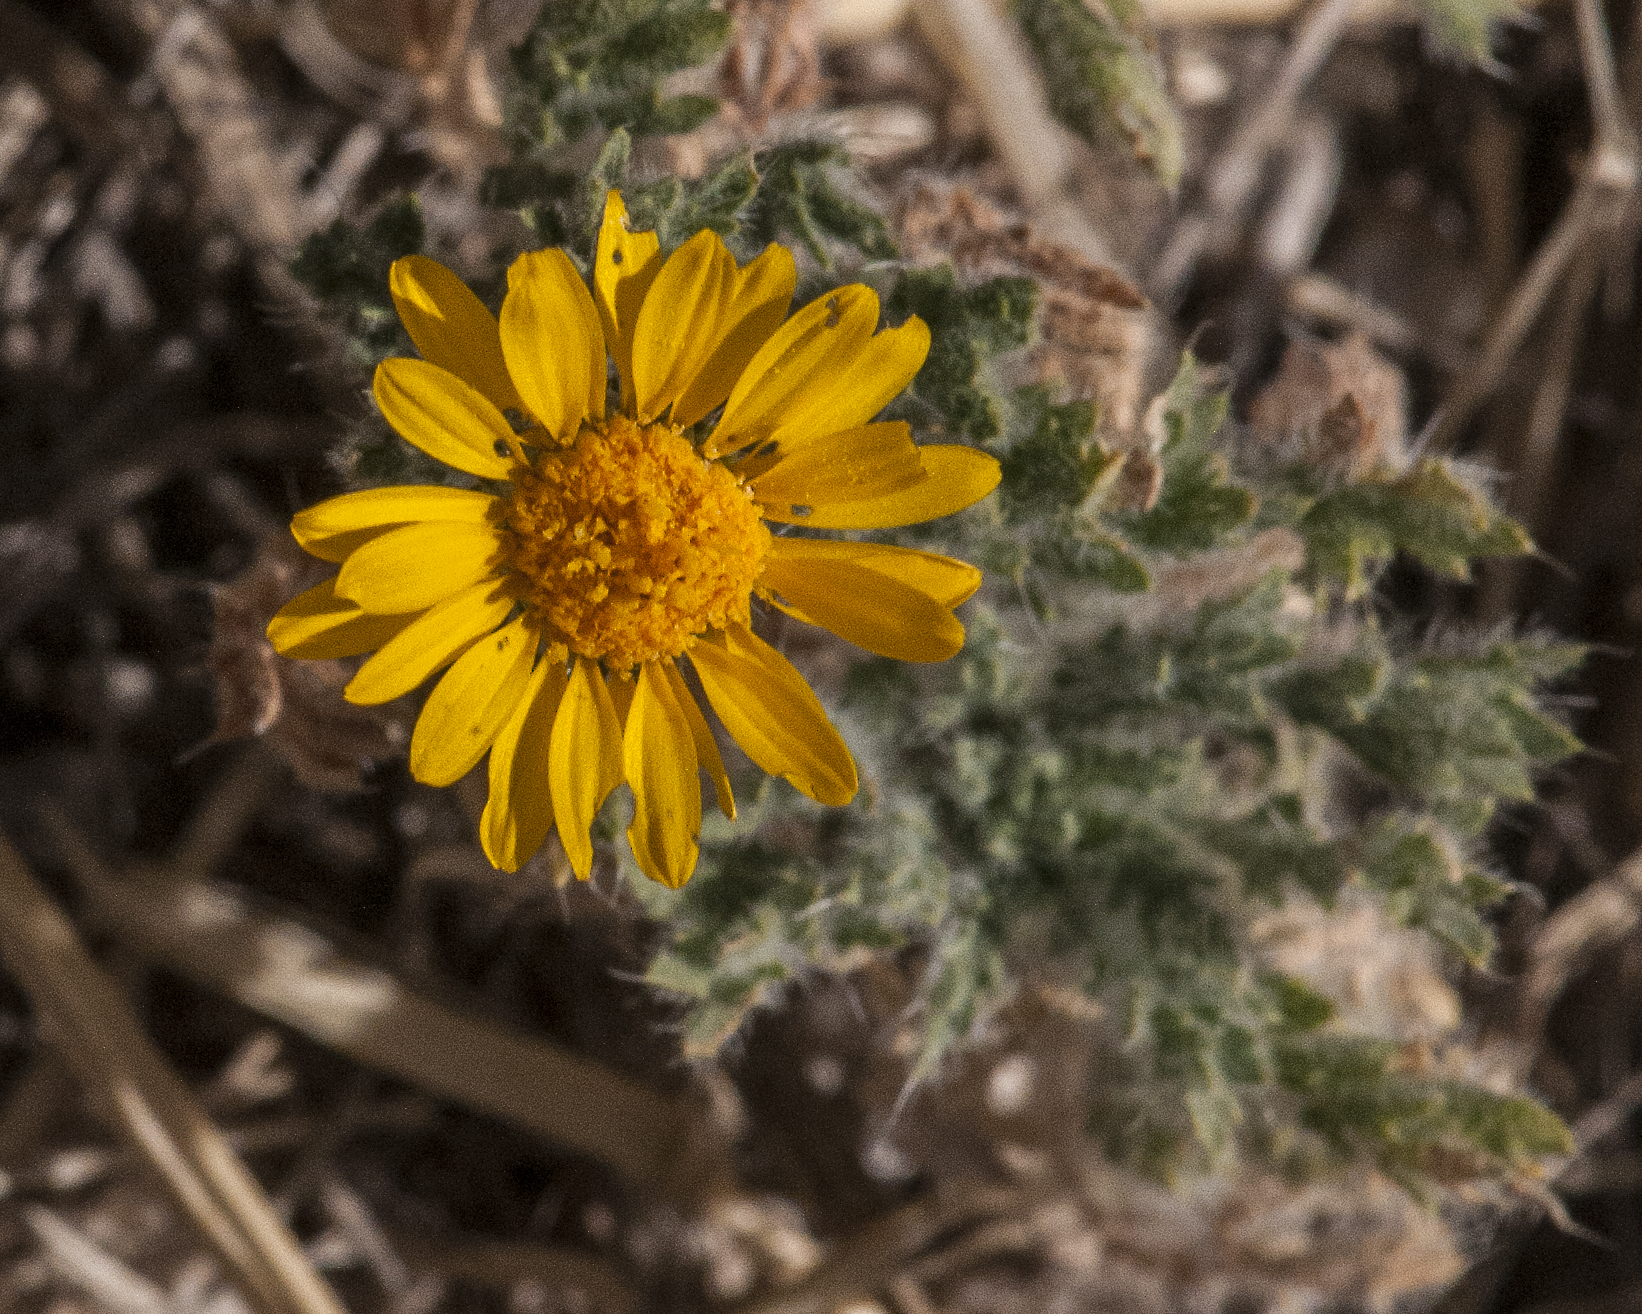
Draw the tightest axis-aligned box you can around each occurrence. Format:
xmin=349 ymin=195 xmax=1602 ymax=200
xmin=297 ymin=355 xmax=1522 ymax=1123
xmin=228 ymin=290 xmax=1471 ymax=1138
xmin=389 ymin=255 xmax=523 ymax=413
xmin=624 ymin=661 xmax=702 ymax=888
xmin=483 ymin=654 xmax=569 ymax=872
xmin=292 ymin=486 xmax=499 ymax=561
xmin=749 ymin=423 xmax=924 ymax=521
xmin=688 ymin=622 xmax=856 ymax=806
xmin=760 ymin=541 xmax=978 ymax=662
xmin=606 ymin=668 xmax=637 ymax=728
xmin=344 ymin=579 xmax=514 ymax=704
xmin=671 ymin=243 xmax=797 ymax=428
xmin=593 ymin=191 xmax=663 ymax=413
xmin=631 ymin=229 xmax=735 ymax=422
xmin=266 ymin=577 xmax=417 ymax=659
xmin=549 ymin=656 xmax=625 ymax=878
xmin=764 ymin=315 xmax=931 ymax=459
xmin=768 ymin=539 xmax=983 ymax=606
xmin=335 ymin=520 xmax=502 ymax=614
xmin=663 ymin=658 xmax=733 ymax=819
xmin=373 ymin=358 xmax=515 ymax=480
xmin=705 ymin=285 xmax=881 ymax=458
xmin=409 ymin=614 xmax=538 ymax=787
xmin=501 ymin=248 xmax=606 ymax=442
xmin=783 ymin=445 xmax=1002 ymax=529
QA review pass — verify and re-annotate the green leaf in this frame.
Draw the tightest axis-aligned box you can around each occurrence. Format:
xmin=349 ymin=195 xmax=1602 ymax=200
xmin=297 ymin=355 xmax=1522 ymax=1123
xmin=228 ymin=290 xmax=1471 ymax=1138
xmin=1012 ymin=0 xmax=1184 ymax=187
xmin=1300 ymin=458 xmax=1532 ymax=598
xmin=743 ymin=139 xmax=896 ymax=265
xmin=884 ymin=270 xmax=1037 ymax=444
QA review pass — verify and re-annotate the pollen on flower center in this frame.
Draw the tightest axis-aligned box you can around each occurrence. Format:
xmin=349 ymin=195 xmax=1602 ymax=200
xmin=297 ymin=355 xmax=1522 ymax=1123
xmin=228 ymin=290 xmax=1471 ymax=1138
xmin=501 ymin=414 xmax=770 ymax=673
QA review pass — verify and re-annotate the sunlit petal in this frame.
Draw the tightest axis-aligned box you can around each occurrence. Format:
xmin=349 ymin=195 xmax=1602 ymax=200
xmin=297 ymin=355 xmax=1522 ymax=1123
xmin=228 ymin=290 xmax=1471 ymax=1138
xmin=750 ymin=423 xmax=923 ymax=522
xmin=344 ymin=579 xmax=514 ymax=705
xmin=266 ymin=577 xmax=417 ymax=659
xmin=761 ymin=541 xmax=980 ymax=662
xmin=778 ymin=445 xmax=1002 ymax=529
xmin=373 ymin=358 xmax=515 ymax=480
xmin=389 ymin=255 xmax=522 ymax=412
xmin=483 ymin=654 xmax=569 ymax=872
xmin=593 ymin=190 xmax=663 ymax=412
xmin=410 ymin=615 xmax=537 ymax=786
xmin=501 ymin=249 xmax=606 ymax=441
xmin=705 ymin=285 xmax=880 ymax=457
xmin=549 ymin=656 xmax=625 ymax=878
xmin=663 ymin=658 xmax=733 ymax=819
xmin=335 ymin=520 xmax=502 ymax=614
xmin=292 ymin=486 xmax=499 ymax=561
xmin=671 ymin=243 xmax=797 ymax=428
xmin=631 ymin=229 xmax=734 ymax=422
xmin=624 ymin=661 xmax=701 ymax=888
xmin=688 ymin=622 xmax=856 ymax=806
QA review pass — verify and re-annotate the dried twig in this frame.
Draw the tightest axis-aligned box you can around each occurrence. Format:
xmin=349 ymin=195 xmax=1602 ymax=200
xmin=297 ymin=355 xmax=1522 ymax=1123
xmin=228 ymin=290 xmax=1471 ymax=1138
xmin=917 ymin=0 xmax=1119 ymax=269
xmin=43 ymin=805 xmax=723 ymax=1196
xmin=729 ymin=1185 xmax=1024 ymax=1314
xmin=0 ymin=829 xmax=348 ymax=1314
xmin=1151 ymin=0 xmax=1361 ymax=304
xmin=1509 ymin=846 xmax=1642 ymax=1074
xmin=1428 ymin=0 xmax=1638 ymax=447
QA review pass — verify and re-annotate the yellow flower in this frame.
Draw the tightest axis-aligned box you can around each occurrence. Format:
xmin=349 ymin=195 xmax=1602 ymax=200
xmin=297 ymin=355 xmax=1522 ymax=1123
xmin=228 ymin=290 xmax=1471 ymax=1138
xmin=268 ymin=192 xmax=1000 ymax=887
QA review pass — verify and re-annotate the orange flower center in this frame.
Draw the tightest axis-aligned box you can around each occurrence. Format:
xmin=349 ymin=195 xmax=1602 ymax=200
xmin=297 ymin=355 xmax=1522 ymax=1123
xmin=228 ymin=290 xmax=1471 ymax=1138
xmin=500 ymin=415 xmax=770 ymax=672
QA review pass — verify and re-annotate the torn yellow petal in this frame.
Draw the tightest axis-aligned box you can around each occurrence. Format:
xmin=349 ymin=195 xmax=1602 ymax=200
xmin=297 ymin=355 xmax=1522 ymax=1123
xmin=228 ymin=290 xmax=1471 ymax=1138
xmin=335 ymin=520 xmax=502 ymax=614
xmin=483 ymin=654 xmax=569 ymax=872
xmin=750 ymin=422 xmax=923 ymax=520
xmin=266 ymin=577 xmax=417 ymax=659
xmin=593 ymin=190 xmax=662 ymax=412
xmin=784 ymin=445 xmax=1002 ymax=529
xmin=670 ymin=243 xmax=797 ymax=428
xmin=410 ymin=614 xmax=537 ymax=787
xmin=664 ymin=657 xmax=733 ymax=820
xmin=344 ymin=579 xmax=514 ymax=705
xmin=631 ymin=229 xmax=734 ymax=423
xmin=292 ymin=486 xmax=499 ymax=561
xmin=501 ymin=248 xmax=606 ymax=441
xmin=761 ymin=541 xmax=979 ymax=662
xmin=624 ymin=661 xmax=701 ymax=889
xmin=549 ymin=656 xmax=625 ymax=878
xmin=389 ymin=255 xmax=523 ymax=413
xmin=373 ymin=358 xmax=515 ymax=480
xmin=688 ymin=622 xmax=856 ymax=806
xmin=705 ymin=284 xmax=880 ymax=458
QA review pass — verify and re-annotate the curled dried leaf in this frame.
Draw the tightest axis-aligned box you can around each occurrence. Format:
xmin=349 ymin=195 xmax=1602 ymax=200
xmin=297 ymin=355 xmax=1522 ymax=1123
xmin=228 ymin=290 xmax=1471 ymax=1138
xmin=899 ymin=184 xmax=1152 ymax=437
xmin=208 ymin=536 xmax=402 ymax=790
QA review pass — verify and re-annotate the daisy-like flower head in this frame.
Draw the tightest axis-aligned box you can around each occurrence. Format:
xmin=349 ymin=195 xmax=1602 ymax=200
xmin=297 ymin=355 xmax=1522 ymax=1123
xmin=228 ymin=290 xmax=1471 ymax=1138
xmin=268 ymin=192 xmax=1001 ymax=887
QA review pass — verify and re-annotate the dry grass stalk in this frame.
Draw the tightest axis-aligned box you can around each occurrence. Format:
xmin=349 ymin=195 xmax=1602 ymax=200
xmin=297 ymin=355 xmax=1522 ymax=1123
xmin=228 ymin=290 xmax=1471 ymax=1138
xmin=0 ymin=830 xmax=349 ymax=1314
xmin=43 ymin=806 xmax=723 ymax=1196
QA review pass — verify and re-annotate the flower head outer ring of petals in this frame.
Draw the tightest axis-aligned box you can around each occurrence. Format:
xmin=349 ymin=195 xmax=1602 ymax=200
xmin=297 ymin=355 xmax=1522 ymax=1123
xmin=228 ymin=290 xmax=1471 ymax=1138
xmin=271 ymin=198 xmax=1001 ymax=887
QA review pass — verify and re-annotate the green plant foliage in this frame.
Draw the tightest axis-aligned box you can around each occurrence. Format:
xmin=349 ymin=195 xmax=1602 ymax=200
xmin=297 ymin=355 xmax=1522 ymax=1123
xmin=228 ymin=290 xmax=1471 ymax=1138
xmin=649 ymin=334 xmax=1579 ymax=1194
xmin=884 ymin=266 xmax=1038 ymax=445
xmin=504 ymin=0 xmax=728 ymax=153
xmin=1416 ymin=0 xmax=1525 ymax=66
xmin=1298 ymin=459 xmax=1532 ymax=598
xmin=292 ymin=3 xmax=1579 ymax=1211
xmin=290 ymin=197 xmax=425 ymax=370
xmin=1012 ymin=0 xmax=1184 ymax=187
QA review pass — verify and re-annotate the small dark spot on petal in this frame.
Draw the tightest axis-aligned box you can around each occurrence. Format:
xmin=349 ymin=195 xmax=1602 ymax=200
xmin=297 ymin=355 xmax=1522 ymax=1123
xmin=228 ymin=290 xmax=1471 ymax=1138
xmin=494 ymin=438 xmax=511 ymax=456
xmin=612 ymin=249 xmax=624 ymax=265
xmin=824 ymin=296 xmax=841 ymax=328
